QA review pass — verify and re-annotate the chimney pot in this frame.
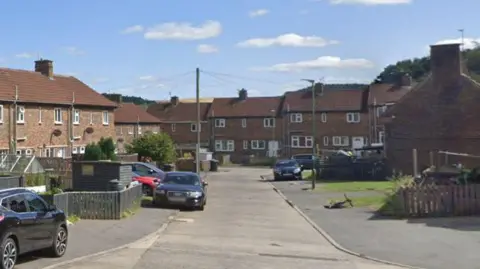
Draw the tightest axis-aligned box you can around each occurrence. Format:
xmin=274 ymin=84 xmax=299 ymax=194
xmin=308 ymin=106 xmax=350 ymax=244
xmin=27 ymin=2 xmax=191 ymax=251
xmin=170 ymin=96 xmax=179 ymax=106
xmin=34 ymin=59 xmax=54 ymax=79
xmin=238 ymin=88 xmax=247 ymax=100
xmin=430 ymin=43 xmax=461 ymax=85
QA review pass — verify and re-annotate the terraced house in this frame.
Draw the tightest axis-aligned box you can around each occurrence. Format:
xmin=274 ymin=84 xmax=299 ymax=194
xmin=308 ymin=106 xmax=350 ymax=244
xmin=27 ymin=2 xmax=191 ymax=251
xmin=110 ymin=95 xmax=162 ymax=153
xmin=208 ymin=89 xmax=283 ymax=162
xmin=0 ymin=59 xmax=117 ymax=157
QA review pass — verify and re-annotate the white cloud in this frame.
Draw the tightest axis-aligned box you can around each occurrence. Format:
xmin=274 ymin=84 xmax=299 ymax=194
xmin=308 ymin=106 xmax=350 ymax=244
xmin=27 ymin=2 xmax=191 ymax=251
xmin=139 ymin=75 xmax=157 ymax=81
xmin=251 ymin=56 xmax=374 ymax=72
xmin=237 ymin=33 xmax=339 ymax=48
xmin=64 ymin=46 xmax=85 ymax=55
xmin=327 ymin=0 xmax=411 ymax=5
xmin=15 ymin=53 xmax=32 ymax=58
xmin=197 ymin=44 xmax=218 ymax=53
xmin=121 ymin=25 xmax=144 ymax=34
xmin=434 ymin=37 xmax=480 ymax=50
xmin=248 ymin=9 xmax=269 ymax=17
xmin=144 ymin=20 xmax=221 ymax=40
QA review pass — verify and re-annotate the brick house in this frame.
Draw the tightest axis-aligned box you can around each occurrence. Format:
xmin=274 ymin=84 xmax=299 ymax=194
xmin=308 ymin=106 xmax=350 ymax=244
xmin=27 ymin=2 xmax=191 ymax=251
xmin=146 ymin=96 xmax=211 ymax=151
xmin=385 ymin=43 xmax=480 ymax=174
xmin=208 ymin=89 xmax=282 ymax=162
xmin=0 ymin=59 xmax=117 ymax=157
xmin=367 ymin=75 xmax=413 ymax=144
xmin=109 ymin=95 xmax=161 ymax=153
xmin=282 ymin=85 xmax=369 ymax=156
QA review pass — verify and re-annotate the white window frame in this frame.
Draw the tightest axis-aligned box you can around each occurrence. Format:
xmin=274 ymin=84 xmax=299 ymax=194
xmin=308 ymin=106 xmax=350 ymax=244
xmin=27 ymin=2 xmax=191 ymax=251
xmin=291 ymin=135 xmax=314 ymax=148
xmin=215 ymin=140 xmax=234 ymax=152
xmin=102 ymin=111 xmax=109 ymax=125
xmin=17 ymin=106 xmax=25 ymax=123
xmin=38 ymin=107 xmax=42 ymax=123
xmin=241 ymin=118 xmax=247 ymax=128
xmin=72 ymin=147 xmax=78 ymax=154
xmin=290 ymin=113 xmax=302 ymax=123
xmin=333 ymin=136 xmax=350 ymax=146
xmin=153 ymin=126 xmax=159 ymax=134
xmin=80 ymin=146 xmax=86 ymax=154
xmin=376 ymin=105 xmax=388 ymax=117
xmin=291 ymin=136 xmax=300 ymax=148
xmin=171 ymin=123 xmax=176 ymax=132
xmin=243 ymin=140 xmax=248 ymax=149
xmin=263 ymin=118 xmax=275 ymax=128
xmin=0 ymin=105 xmax=3 ymax=123
xmin=89 ymin=112 xmax=93 ymax=125
xmin=54 ymin=108 xmax=62 ymax=124
xmin=305 ymin=136 xmax=313 ymax=148
xmin=379 ymin=131 xmax=385 ymax=143
xmin=128 ymin=127 xmax=133 ymax=134
xmin=191 ymin=123 xmax=201 ymax=132
xmin=215 ymin=118 xmax=226 ymax=128
xmin=346 ymin=112 xmax=360 ymax=123
xmin=323 ymin=136 xmax=329 ymax=146
xmin=321 ymin=112 xmax=327 ymax=123
xmin=138 ymin=125 xmax=142 ymax=134
xmin=251 ymin=140 xmax=266 ymax=150
xmin=73 ymin=109 xmax=80 ymax=124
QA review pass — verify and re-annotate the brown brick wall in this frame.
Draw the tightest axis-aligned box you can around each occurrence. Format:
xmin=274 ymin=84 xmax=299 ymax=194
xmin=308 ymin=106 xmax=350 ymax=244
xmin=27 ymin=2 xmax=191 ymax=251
xmin=115 ymin=123 xmax=161 ymax=153
xmin=0 ymin=103 xmax=115 ymax=156
xmin=160 ymin=122 xmax=210 ymax=145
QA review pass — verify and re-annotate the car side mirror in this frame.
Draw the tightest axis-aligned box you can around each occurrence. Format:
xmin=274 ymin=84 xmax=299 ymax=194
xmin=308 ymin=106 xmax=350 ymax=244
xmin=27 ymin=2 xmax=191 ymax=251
xmin=47 ymin=204 xmax=57 ymax=211
xmin=203 ymin=181 xmax=208 ymax=186
xmin=148 ymin=169 xmax=154 ymax=174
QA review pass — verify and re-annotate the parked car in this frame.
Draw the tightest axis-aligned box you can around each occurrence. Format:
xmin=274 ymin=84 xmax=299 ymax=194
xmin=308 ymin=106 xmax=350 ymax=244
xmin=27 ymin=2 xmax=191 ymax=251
xmin=273 ymin=159 xmax=303 ymax=181
xmin=291 ymin=154 xmax=320 ymax=170
xmin=153 ymin=172 xmax=207 ymax=211
xmin=0 ymin=188 xmax=68 ymax=269
xmin=132 ymin=162 xmax=165 ymax=181
xmin=132 ymin=171 xmax=159 ymax=196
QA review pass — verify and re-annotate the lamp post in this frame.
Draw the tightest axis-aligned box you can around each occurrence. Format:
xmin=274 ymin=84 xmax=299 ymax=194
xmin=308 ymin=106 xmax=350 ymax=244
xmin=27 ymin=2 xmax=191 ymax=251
xmin=270 ymin=109 xmax=276 ymax=158
xmin=301 ymin=79 xmax=316 ymax=190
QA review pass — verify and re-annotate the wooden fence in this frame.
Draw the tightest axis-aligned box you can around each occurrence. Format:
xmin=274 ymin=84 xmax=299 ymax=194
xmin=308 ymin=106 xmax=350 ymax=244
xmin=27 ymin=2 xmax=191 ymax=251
xmin=41 ymin=184 xmax=143 ymax=220
xmin=398 ymin=184 xmax=480 ymax=217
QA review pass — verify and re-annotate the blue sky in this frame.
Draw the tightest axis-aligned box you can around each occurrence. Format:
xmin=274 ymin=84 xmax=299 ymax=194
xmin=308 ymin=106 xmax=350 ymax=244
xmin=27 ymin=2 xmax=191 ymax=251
xmin=0 ymin=0 xmax=478 ymax=100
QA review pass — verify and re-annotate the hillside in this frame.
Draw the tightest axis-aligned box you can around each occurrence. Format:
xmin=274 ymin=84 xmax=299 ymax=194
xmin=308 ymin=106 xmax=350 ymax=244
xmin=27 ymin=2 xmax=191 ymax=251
xmin=102 ymin=93 xmax=155 ymax=106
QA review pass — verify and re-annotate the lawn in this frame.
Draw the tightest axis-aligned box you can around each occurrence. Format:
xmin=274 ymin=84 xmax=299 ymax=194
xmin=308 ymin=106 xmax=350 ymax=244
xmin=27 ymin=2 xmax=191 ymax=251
xmin=319 ymin=180 xmax=395 ymax=193
xmin=302 ymin=170 xmax=314 ymax=180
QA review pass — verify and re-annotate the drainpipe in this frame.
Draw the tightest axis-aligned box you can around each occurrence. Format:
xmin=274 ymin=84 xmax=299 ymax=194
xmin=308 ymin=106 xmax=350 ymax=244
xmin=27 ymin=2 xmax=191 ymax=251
xmin=11 ymin=85 xmax=19 ymax=154
xmin=69 ymin=92 xmax=75 ymax=158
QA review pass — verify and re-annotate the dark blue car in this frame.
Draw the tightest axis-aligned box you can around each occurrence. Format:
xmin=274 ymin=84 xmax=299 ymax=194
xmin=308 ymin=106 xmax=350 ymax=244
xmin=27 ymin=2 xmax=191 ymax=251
xmin=153 ymin=172 xmax=207 ymax=211
xmin=273 ymin=159 xmax=303 ymax=181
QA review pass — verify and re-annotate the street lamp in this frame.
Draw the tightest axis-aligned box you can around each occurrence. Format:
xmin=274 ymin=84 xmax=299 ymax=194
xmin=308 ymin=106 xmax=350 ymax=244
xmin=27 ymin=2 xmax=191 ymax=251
xmin=270 ymin=109 xmax=276 ymax=158
xmin=301 ymin=79 xmax=316 ymax=190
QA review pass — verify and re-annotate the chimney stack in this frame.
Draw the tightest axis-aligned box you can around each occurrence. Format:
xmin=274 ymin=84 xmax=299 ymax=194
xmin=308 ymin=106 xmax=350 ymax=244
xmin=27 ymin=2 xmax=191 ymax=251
xmin=106 ymin=93 xmax=122 ymax=104
xmin=430 ymin=44 xmax=462 ymax=86
xmin=399 ymin=73 xmax=412 ymax=87
xmin=238 ymin=88 xmax=247 ymax=100
xmin=170 ymin=96 xmax=179 ymax=106
xmin=34 ymin=59 xmax=54 ymax=79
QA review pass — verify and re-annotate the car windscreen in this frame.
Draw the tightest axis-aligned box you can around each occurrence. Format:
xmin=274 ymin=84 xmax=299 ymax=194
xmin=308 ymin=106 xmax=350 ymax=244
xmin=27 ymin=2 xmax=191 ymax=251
xmin=276 ymin=160 xmax=297 ymax=167
xmin=293 ymin=155 xmax=313 ymax=160
xmin=163 ymin=174 xmax=201 ymax=186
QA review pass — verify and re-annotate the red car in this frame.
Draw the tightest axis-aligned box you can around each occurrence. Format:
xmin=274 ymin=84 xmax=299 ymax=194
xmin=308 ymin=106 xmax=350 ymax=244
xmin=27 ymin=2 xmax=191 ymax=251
xmin=132 ymin=171 xmax=160 ymax=196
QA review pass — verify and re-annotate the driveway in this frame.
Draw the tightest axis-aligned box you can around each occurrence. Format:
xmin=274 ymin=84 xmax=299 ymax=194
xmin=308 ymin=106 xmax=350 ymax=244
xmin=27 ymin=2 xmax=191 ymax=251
xmin=55 ymin=167 xmax=405 ymax=269
xmin=272 ymin=180 xmax=480 ymax=269
xmin=16 ymin=206 xmax=176 ymax=269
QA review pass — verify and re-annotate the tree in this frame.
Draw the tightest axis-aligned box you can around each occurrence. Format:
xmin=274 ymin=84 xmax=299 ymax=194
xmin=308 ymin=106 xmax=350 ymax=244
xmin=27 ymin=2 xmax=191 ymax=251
xmin=126 ymin=132 xmax=176 ymax=164
xmin=83 ymin=137 xmax=117 ymax=161
xmin=83 ymin=143 xmax=103 ymax=161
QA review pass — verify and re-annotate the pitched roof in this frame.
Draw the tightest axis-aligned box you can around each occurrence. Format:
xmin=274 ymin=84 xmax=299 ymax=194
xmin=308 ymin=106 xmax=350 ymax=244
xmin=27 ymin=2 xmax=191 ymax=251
xmin=368 ymin=83 xmax=412 ymax=105
xmin=210 ymin=96 xmax=282 ymax=117
xmin=0 ymin=68 xmax=117 ymax=107
xmin=115 ymin=103 xmax=162 ymax=124
xmin=147 ymin=102 xmax=212 ymax=122
xmin=283 ymin=86 xmax=367 ymax=112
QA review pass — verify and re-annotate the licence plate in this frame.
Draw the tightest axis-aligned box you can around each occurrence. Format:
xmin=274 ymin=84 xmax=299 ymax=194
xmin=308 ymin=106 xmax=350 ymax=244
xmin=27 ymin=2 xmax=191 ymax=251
xmin=169 ymin=197 xmax=186 ymax=202
xmin=283 ymin=173 xmax=292 ymax=176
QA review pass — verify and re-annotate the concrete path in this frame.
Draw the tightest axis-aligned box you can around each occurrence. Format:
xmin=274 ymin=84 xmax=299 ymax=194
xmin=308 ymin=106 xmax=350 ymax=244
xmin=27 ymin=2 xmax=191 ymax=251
xmin=272 ymin=180 xmax=480 ymax=269
xmin=55 ymin=167 xmax=404 ymax=269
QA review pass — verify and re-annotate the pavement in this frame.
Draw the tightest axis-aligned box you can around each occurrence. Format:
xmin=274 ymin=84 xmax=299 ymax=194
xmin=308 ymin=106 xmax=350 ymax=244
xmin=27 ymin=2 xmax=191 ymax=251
xmin=271 ymin=179 xmax=480 ymax=269
xmin=16 ymin=205 xmax=176 ymax=269
xmin=51 ymin=167 xmax=406 ymax=269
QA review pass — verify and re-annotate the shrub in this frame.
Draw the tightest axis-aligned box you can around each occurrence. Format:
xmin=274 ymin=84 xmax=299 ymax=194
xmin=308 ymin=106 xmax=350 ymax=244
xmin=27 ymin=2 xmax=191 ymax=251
xmin=83 ymin=137 xmax=117 ymax=161
xmin=83 ymin=143 xmax=103 ymax=161
xmin=126 ymin=132 xmax=176 ymax=164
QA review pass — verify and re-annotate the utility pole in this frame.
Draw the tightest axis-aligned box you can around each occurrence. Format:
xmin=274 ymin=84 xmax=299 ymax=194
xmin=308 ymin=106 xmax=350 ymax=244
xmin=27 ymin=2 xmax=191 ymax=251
xmin=195 ymin=68 xmax=200 ymax=174
xmin=270 ymin=109 xmax=276 ymax=157
xmin=458 ymin=29 xmax=465 ymax=51
xmin=302 ymin=79 xmax=316 ymax=190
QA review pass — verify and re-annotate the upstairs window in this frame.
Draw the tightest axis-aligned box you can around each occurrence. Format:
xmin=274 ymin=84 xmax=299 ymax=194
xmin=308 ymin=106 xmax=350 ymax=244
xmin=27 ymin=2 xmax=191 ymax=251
xmin=263 ymin=118 xmax=275 ymax=128
xmin=73 ymin=109 xmax=80 ymax=124
xmin=290 ymin=113 xmax=302 ymax=123
xmin=54 ymin=108 xmax=62 ymax=124
xmin=346 ymin=112 xmax=360 ymax=123
xmin=215 ymin=118 xmax=226 ymax=128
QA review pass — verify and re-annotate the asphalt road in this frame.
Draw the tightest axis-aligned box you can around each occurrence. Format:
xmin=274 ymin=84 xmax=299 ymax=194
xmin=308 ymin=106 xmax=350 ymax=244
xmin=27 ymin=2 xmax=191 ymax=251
xmin=272 ymin=180 xmax=480 ymax=269
xmin=58 ymin=167 xmax=404 ymax=269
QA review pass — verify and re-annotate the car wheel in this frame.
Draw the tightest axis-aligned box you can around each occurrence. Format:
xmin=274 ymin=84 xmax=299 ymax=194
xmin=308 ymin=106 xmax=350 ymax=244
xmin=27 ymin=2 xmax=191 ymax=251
xmin=47 ymin=226 xmax=68 ymax=257
xmin=197 ymin=204 xmax=205 ymax=211
xmin=274 ymin=176 xmax=280 ymax=181
xmin=0 ymin=236 xmax=17 ymax=269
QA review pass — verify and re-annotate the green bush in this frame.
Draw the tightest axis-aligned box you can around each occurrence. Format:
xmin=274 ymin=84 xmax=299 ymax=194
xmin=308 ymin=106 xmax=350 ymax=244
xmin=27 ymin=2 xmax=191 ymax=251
xmin=126 ymin=132 xmax=176 ymax=164
xmin=83 ymin=136 xmax=117 ymax=161
xmin=25 ymin=173 xmax=46 ymax=186
xmin=83 ymin=143 xmax=103 ymax=161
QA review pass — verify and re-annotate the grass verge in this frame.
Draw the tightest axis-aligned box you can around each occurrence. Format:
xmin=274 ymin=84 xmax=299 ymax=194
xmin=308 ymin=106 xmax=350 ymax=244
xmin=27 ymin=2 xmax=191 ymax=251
xmin=67 ymin=214 xmax=80 ymax=223
xmin=121 ymin=198 xmax=142 ymax=218
xmin=319 ymin=180 xmax=395 ymax=192
xmin=302 ymin=170 xmax=314 ymax=180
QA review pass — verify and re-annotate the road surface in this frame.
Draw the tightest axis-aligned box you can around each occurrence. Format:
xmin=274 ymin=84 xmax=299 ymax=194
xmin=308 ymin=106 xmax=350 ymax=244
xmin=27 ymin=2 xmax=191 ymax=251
xmin=57 ymin=167 xmax=405 ymax=269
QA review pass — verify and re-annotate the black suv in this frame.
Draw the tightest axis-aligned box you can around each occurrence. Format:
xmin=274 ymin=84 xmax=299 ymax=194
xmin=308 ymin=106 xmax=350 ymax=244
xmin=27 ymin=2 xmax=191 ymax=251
xmin=0 ymin=188 xmax=68 ymax=269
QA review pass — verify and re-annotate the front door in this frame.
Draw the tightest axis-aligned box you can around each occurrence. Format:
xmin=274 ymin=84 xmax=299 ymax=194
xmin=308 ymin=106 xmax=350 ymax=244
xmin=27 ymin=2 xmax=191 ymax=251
xmin=268 ymin=141 xmax=279 ymax=157
xmin=352 ymin=137 xmax=365 ymax=150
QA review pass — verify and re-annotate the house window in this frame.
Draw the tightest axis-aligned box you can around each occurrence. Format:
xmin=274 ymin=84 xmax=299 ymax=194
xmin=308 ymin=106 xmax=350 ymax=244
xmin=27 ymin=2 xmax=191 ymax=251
xmin=102 ymin=111 xmax=109 ymax=125
xmin=215 ymin=119 xmax=226 ymax=128
xmin=0 ymin=105 xmax=3 ymax=123
xmin=263 ymin=118 xmax=275 ymax=128
xmin=291 ymin=135 xmax=314 ymax=148
xmin=346 ymin=112 xmax=360 ymax=123
xmin=153 ymin=126 xmax=159 ymax=134
xmin=323 ymin=136 xmax=329 ymax=146
xmin=17 ymin=106 xmax=25 ymax=123
xmin=89 ymin=112 xmax=93 ymax=124
xmin=215 ymin=140 xmax=234 ymax=152
xmin=321 ymin=113 xmax=327 ymax=123
xmin=191 ymin=123 xmax=201 ymax=132
xmin=332 ymin=136 xmax=350 ymax=146
xmin=171 ymin=123 xmax=176 ymax=132
xmin=376 ymin=106 xmax=388 ymax=117
xmin=128 ymin=127 xmax=133 ymax=134
xmin=251 ymin=140 xmax=266 ymax=150
xmin=73 ymin=109 xmax=80 ymax=124
xmin=54 ymin=108 xmax=62 ymax=124
xmin=116 ymin=126 xmax=123 ymax=135
xmin=243 ymin=140 xmax=248 ymax=149
xmin=137 ymin=126 xmax=142 ymax=134
xmin=379 ymin=131 xmax=385 ymax=143
xmin=241 ymin=118 xmax=247 ymax=128
xmin=38 ymin=107 xmax=42 ymax=123
xmin=290 ymin=113 xmax=302 ymax=123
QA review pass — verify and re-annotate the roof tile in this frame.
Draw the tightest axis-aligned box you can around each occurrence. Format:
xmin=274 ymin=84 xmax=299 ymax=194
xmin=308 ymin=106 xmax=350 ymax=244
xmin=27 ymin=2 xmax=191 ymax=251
xmin=210 ymin=96 xmax=282 ymax=117
xmin=147 ymin=102 xmax=212 ymax=122
xmin=115 ymin=103 xmax=162 ymax=123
